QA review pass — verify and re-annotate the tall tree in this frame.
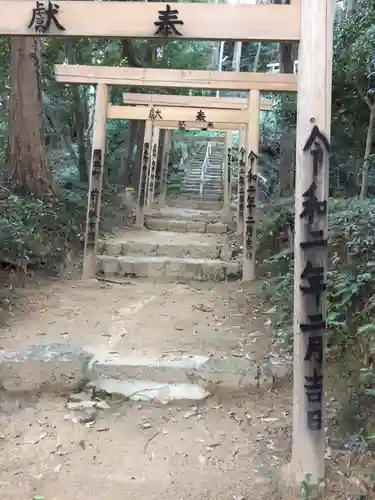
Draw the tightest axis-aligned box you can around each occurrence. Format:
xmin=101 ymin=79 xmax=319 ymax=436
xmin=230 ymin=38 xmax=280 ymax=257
xmin=8 ymin=37 xmax=54 ymax=197
xmin=273 ymin=0 xmax=297 ymax=197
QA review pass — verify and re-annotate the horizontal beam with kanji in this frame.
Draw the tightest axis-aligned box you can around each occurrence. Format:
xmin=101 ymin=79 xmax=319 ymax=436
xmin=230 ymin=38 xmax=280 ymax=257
xmin=1 ymin=2 xmax=300 ymax=41
xmin=107 ymin=105 xmax=247 ymax=124
xmin=123 ymin=93 xmax=273 ymax=110
xmin=161 ymin=122 xmax=240 ymax=131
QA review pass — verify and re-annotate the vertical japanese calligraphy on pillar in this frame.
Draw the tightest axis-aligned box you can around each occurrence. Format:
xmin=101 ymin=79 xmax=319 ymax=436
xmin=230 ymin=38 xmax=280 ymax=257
xmin=238 ymin=147 xmax=246 ymax=223
xmin=149 ymin=143 xmax=158 ymax=203
xmin=227 ymin=146 xmax=232 ymax=197
xmin=245 ymin=151 xmax=258 ymax=260
xmin=300 ymin=125 xmax=330 ymax=432
xmin=139 ymin=141 xmax=150 ymax=209
xmin=86 ymin=149 xmax=102 ymax=247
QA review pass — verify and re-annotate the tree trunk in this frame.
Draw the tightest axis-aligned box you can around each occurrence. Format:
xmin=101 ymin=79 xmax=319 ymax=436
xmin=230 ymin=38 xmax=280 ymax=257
xmin=9 ymin=37 xmax=54 ymax=197
xmin=360 ymin=104 xmax=375 ymax=199
xmin=72 ymin=86 xmax=88 ymax=182
xmin=121 ymin=120 xmax=138 ymax=185
xmin=273 ymin=0 xmax=296 ymax=197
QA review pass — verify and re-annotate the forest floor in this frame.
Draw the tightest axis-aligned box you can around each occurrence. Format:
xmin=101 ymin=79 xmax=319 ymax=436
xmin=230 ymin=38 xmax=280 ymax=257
xmin=0 ymin=272 xmax=373 ymax=499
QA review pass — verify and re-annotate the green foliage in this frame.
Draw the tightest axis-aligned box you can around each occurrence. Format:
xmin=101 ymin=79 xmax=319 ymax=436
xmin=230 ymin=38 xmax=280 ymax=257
xmin=0 ymin=183 xmax=86 ymax=270
xmin=259 ymin=198 xmax=375 ymax=401
xmin=0 ymin=166 xmax=124 ymax=271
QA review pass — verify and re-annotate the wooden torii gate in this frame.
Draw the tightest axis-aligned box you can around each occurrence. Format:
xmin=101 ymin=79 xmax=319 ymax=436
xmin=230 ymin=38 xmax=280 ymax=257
xmin=107 ymin=101 xmax=272 ymax=222
xmin=0 ymin=0 xmax=334 ymax=484
xmin=55 ymin=65 xmax=297 ymax=283
xmin=107 ymin=104 xmax=248 ymax=219
xmin=121 ymin=93 xmax=273 ymax=217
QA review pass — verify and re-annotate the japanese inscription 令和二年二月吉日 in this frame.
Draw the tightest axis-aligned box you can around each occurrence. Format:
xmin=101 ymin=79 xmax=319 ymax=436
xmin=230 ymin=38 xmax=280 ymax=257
xmin=245 ymin=151 xmax=258 ymax=260
xmin=86 ymin=149 xmax=102 ymax=246
xmin=154 ymin=4 xmax=184 ymax=37
xmin=227 ymin=145 xmax=232 ymax=194
xmin=238 ymin=147 xmax=246 ymax=221
xmin=139 ymin=141 xmax=150 ymax=209
xmin=299 ymin=124 xmax=330 ymax=432
xmin=149 ymin=143 xmax=158 ymax=198
xmin=28 ymin=0 xmax=65 ymax=34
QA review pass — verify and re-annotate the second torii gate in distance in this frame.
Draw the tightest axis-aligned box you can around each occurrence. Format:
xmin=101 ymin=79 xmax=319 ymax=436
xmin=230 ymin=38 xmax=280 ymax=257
xmin=55 ymin=64 xmax=297 ymax=284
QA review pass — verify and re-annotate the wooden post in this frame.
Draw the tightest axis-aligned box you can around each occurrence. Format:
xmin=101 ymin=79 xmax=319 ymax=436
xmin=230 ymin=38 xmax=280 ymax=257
xmin=82 ymin=83 xmax=108 ymax=279
xmin=159 ymin=130 xmax=171 ymax=207
xmin=287 ymin=0 xmax=333 ymax=484
xmin=147 ymin=126 xmax=160 ymax=207
xmin=243 ymin=90 xmax=260 ymax=281
xmin=144 ymin=123 xmax=153 ymax=207
xmin=135 ymin=120 xmax=153 ymax=227
xmin=237 ymin=124 xmax=246 ymax=234
xmin=223 ymin=131 xmax=232 ymax=217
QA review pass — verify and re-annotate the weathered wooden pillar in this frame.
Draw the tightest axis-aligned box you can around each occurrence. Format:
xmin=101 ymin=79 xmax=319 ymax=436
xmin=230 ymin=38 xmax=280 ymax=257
xmin=82 ymin=83 xmax=108 ymax=279
xmin=135 ymin=120 xmax=153 ymax=227
xmin=147 ymin=126 xmax=160 ymax=207
xmin=159 ymin=130 xmax=172 ymax=207
xmin=288 ymin=0 xmax=333 ymax=484
xmin=223 ymin=131 xmax=232 ymax=216
xmin=237 ymin=124 xmax=246 ymax=234
xmin=243 ymin=90 xmax=260 ymax=281
xmin=144 ymin=123 xmax=153 ymax=207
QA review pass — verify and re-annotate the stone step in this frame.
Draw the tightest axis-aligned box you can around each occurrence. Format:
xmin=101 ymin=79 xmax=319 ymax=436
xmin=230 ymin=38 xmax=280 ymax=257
xmin=185 ymin=173 xmax=222 ymax=179
xmin=96 ymin=255 xmax=240 ymax=281
xmin=145 ymin=217 xmax=228 ymax=233
xmin=167 ymin=198 xmax=223 ymax=210
xmin=98 ymin=233 xmax=224 ymax=260
xmin=182 ymin=191 xmax=221 ymax=199
xmin=148 ymin=208 xmax=222 ymax=222
xmin=184 ymin=180 xmax=222 ymax=187
xmin=88 ymin=377 xmax=210 ymax=405
xmin=183 ymin=183 xmax=221 ymax=189
xmin=185 ymin=172 xmax=222 ymax=178
xmin=181 ymin=190 xmax=222 ymax=198
xmin=87 ymin=352 xmax=275 ymax=403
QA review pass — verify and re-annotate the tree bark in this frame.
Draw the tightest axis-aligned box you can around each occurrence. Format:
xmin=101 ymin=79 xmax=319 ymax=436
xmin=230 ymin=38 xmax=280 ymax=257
xmin=121 ymin=119 xmax=138 ymax=185
xmin=9 ymin=37 xmax=54 ymax=197
xmin=273 ymin=0 xmax=297 ymax=197
xmin=360 ymin=104 xmax=375 ymax=199
xmin=121 ymin=39 xmax=154 ymax=189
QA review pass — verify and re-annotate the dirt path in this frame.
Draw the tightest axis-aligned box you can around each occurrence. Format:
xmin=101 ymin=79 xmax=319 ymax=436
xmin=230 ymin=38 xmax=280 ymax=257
xmin=0 ymin=387 xmax=292 ymax=500
xmin=0 ymin=277 xmax=273 ymax=361
xmin=0 ymin=275 xmax=295 ymax=499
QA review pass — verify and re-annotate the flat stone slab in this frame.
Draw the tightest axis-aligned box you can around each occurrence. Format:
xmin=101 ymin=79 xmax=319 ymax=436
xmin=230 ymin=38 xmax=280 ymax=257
xmin=89 ymin=378 xmax=210 ymax=405
xmin=148 ymin=207 xmax=221 ymax=223
xmin=98 ymin=230 xmax=224 ymax=260
xmin=97 ymin=255 xmax=241 ymax=281
xmin=167 ymin=199 xmax=223 ymax=211
xmin=88 ymin=353 xmax=290 ymax=395
xmin=0 ymin=343 xmax=92 ymax=393
xmin=145 ymin=218 xmax=228 ymax=234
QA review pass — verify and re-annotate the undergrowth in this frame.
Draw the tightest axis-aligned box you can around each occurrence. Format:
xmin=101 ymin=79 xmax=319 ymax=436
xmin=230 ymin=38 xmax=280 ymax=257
xmin=0 ymin=168 xmax=126 ymax=273
xmin=258 ymin=197 xmax=375 ymax=446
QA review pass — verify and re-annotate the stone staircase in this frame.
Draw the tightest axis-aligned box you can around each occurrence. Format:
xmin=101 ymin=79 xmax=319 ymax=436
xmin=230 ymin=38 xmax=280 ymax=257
xmin=180 ymin=144 xmax=224 ymax=203
xmin=97 ymin=207 xmax=240 ymax=282
xmin=86 ymin=206 xmax=274 ymax=405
